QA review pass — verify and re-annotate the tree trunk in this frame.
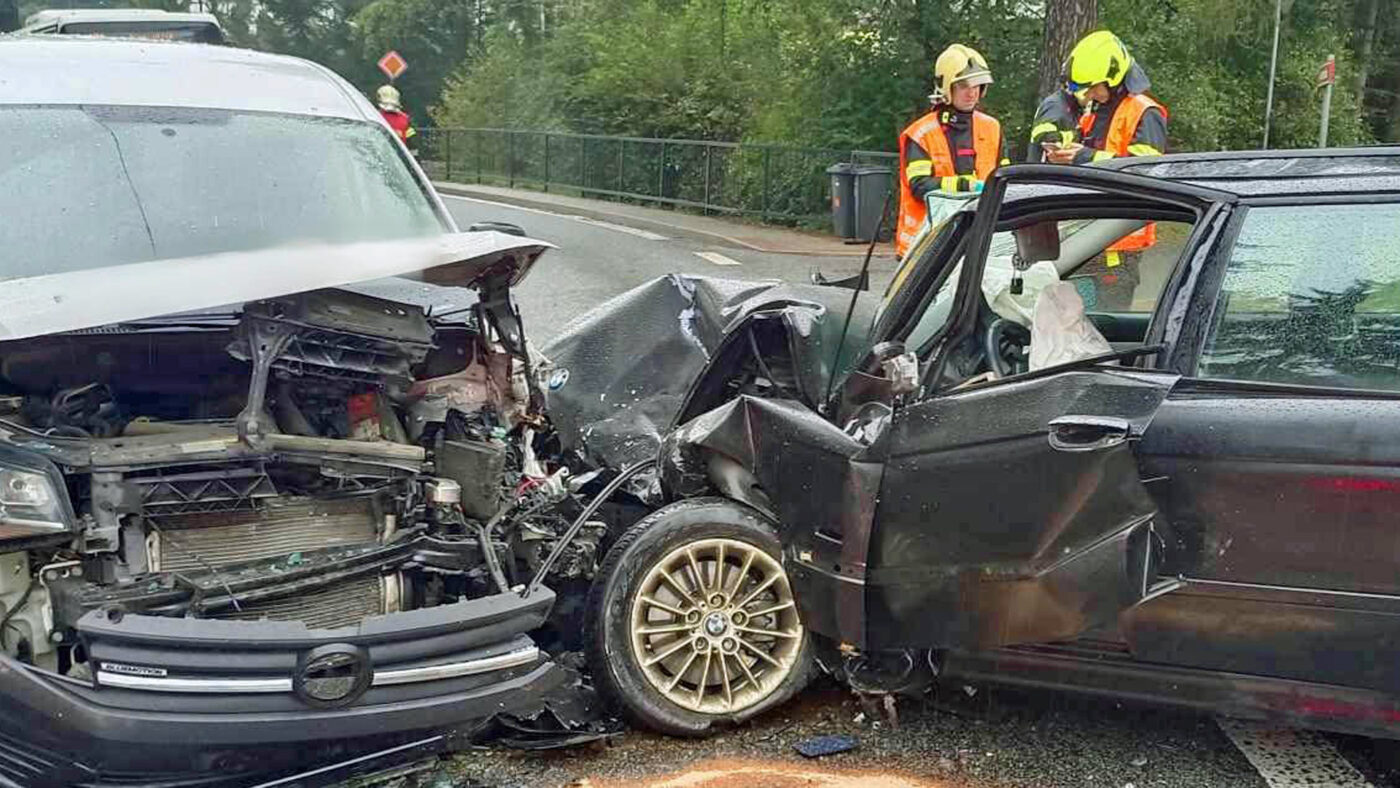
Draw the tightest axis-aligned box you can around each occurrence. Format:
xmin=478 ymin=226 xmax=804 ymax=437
xmin=0 ymin=0 xmax=19 ymax=33
xmin=1036 ymin=0 xmax=1098 ymax=99
xmin=1389 ymin=93 xmax=1400 ymax=143
xmin=1355 ymin=0 xmax=1381 ymax=112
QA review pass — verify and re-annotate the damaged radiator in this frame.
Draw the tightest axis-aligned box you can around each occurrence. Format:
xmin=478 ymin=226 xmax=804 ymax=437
xmin=224 ymin=574 xmax=386 ymax=630
xmin=149 ymin=496 xmax=386 ymax=628
xmin=150 ymin=497 xmax=378 ymax=572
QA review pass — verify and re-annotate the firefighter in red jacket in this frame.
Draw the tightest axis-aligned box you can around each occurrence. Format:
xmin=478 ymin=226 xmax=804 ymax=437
xmin=895 ymin=44 xmax=1010 ymax=260
xmin=376 ymin=84 xmax=416 ymax=146
xmin=1040 ymin=31 xmax=1168 ymax=310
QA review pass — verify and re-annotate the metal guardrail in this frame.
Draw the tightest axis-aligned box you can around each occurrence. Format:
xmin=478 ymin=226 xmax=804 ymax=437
xmin=416 ymin=128 xmax=897 ymax=224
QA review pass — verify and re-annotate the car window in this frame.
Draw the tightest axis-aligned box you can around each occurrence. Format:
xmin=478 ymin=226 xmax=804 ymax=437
xmin=903 ymin=222 xmax=1086 ymax=352
xmin=1198 ymin=203 xmax=1400 ymax=391
xmin=0 ymin=106 xmax=446 ymax=280
xmin=904 ymin=217 xmax=1184 ymax=353
xmin=1062 ymin=221 xmax=1194 ymax=314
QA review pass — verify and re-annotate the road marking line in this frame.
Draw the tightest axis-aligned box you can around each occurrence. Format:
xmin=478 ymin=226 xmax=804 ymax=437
xmin=572 ymin=216 xmax=670 ymax=241
xmin=1217 ymin=718 xmax=1374 ymax=788
xmin=440 ymin=194 xmax=669 ymax=241
xmin=695 ymin=251 xmax=743 ymax=267
xmin=439 ymin=193 xmax=565 ymax=219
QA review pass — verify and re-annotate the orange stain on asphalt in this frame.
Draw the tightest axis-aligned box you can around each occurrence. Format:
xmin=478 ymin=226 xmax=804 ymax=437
xmin=580 ymin=757 xmax=950 ymax=788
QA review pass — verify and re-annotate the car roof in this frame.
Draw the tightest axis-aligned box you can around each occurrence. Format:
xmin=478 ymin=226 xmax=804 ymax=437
xmin=1105 ymin=147 xmax=1400 ymax=197
xmin=0 ymin=35 xmax=377 ymax=122
xmin=25 ymin=9 xmax=221 ymax=27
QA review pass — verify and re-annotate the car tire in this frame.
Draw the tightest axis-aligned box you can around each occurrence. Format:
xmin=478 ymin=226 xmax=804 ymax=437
xmin=585 ymin=497 xmax=814 ymax=737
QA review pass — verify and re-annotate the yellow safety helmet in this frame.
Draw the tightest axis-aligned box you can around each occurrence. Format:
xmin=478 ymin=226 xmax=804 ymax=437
xmin=376 ymin=84 xmax=402 ymax=112
xmin=1064 ymin=31 xmax=1134 ymax=101
xmin=933 ymin=44 xmax=993 ymax=104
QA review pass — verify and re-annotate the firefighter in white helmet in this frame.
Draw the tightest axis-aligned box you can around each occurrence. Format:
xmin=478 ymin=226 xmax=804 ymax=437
xmin=895 ymin=44 xmax=1009 ymax=259
xmin=375 ymin=84 xmax=416 ymax=146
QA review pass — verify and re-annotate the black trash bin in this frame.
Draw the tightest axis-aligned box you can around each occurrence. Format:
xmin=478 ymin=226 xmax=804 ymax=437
xmin=826 ymin=163 xmax=858 ymax=240
xmin=852 ymin=165 xmax=893 ymax=243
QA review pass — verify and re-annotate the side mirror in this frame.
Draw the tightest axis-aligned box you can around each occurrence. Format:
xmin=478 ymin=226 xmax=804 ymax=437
xmin=468 ymin=221 xmax=527 ymax=237
xmin=811 ymin=270 xmax=870 ymax=290
xmin=860 ymin=341 xmax=918 ymax=395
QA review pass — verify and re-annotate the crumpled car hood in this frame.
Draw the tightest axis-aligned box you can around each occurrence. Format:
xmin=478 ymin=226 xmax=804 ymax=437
xmin=541 ymin=274 xmax=877 ymax=471
xmin=0 ymin=231 xmax=551 ymax=341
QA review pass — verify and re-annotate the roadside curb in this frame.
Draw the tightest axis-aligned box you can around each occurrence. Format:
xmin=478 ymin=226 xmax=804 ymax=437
xmin=433 ymin=182 xmax=886 ymax=257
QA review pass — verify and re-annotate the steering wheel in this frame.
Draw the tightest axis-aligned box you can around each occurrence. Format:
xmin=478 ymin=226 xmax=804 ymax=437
xmin=984 ymin=318 xmax=1031 ymax=378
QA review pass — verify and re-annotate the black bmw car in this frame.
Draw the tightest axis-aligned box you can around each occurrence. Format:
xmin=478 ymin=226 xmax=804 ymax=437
xmin=546 ymin=147 xmax=1400 ymax=741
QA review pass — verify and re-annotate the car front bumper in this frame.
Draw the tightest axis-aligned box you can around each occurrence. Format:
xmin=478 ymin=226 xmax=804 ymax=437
xmin=0 ymin=588 xmax=568 ymax=785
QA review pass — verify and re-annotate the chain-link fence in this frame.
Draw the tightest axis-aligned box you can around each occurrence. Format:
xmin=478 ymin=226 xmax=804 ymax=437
xmin=417 ymin=128 xmax=896 ymax=226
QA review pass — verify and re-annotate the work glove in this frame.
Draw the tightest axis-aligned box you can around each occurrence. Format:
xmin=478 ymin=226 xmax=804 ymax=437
xmin=939 ymin=175 xmax=984 ymax=194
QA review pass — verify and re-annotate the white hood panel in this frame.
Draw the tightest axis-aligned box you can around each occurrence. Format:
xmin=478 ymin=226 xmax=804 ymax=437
xmin=0 ymin=232 xmax=551 ymax=341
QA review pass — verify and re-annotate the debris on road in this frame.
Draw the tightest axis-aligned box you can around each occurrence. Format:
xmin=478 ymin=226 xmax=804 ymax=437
xmin=1217 ymin=718 xmax=1375 ymax=788
xmin=792 ymin=734 xmax=858 ymax=759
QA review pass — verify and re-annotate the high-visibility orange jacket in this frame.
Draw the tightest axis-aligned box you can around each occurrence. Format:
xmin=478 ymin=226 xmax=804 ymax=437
xmin=1078 ymin=94 xmax=1169 ymax=251
xmin=896 ymin=110 xmax=1001 ymax=259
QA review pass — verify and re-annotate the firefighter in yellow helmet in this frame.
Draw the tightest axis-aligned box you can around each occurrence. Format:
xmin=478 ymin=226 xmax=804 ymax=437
xmin=1039 ymin=31 xmax=1168 ymax=165
xmin=895 ymin=44 xmax=1009 ymax=259
xmin=1038 ymin=31 xmax=1169 ymax=310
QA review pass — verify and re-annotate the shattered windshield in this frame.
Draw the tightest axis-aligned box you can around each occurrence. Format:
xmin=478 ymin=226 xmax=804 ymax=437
xmin=0 ymin=105 xmax=445 ymax=279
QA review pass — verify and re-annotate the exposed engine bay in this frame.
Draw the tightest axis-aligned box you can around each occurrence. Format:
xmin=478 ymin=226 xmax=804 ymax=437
xmin=0 ymin=285 xmax=633 ymax=683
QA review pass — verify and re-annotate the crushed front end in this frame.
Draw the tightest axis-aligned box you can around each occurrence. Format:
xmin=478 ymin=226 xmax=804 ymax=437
xmin=0 ymin=271 xmax=615 ymax=785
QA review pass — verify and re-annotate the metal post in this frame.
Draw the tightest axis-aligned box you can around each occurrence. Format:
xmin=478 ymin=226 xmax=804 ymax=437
xmin=1320 ymin=67 xmax=1335 ymax=148
xmin=508 ymin=131 xmax=516 ymax=188
xmin=445 ymin=131 xmax=453 ymax=182
xmin=617 ymin=140 xmax=624 ymax=194
xmin=658 ymin=141 xmax=666 ymax=200
xmin=761 ymin=147 xmax=771 ymax=222
xmin=581 ymin=136 xmax=587 ymax=194
xmin=703 ymin=145 xmax=712 ymax=216
xmin=543 ymin=133 xmax=551 ymax=193
xmin=475 ymin=131 xmax=482 ymax=184
xmin=1263 ymin=0 xmax=1283 ymax=149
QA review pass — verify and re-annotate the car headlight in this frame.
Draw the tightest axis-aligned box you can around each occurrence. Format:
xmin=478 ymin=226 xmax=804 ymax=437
xmin=0 ymin=459 xmax=70 ymax=539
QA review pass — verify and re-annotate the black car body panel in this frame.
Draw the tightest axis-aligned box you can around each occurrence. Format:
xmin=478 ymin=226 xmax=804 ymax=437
xmin=543 ymin=274 xmax=878 ymax=472
xmin=858 ymin=368 xmax=1178 ymax=651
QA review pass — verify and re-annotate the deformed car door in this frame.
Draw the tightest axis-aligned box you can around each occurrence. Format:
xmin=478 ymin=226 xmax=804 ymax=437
xmin=864 ymin=366 xmax=1179 ymax=651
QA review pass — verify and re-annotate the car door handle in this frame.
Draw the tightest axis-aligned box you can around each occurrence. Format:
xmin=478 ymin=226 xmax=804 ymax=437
xmin=1047 ymin=416 xmax=1132 ymax=453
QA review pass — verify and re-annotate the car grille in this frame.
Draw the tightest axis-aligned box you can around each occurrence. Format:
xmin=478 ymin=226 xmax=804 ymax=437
xmin=225 ymin=573 xmax=384 ymax=630
xmin=150 ymin=496 xmax=384 ymax=629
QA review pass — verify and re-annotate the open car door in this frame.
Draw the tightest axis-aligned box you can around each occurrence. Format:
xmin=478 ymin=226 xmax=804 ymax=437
xmin=868 ymin=366 xmax=1179 ymax=651
xmin=855 ymin=164 xmax=1235 ymax=652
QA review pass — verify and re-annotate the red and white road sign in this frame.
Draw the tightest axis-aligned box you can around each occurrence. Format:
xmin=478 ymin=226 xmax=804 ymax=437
xmin=378 ymin=50 xmax=408 ymax=81
xmin=1316 ymin=55 xmax=1336 ymax=89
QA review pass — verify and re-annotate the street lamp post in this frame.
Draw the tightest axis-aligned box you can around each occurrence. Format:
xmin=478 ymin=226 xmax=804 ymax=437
xmin=1318 ymin=54 xmax=1336 ymax=148
xmin=1262 ymin=0 xmax=1282 ymax=149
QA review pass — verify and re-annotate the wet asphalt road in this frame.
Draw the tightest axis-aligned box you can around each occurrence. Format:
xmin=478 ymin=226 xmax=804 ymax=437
xmin=439 ymin=194 xmax=896 ymax=345
xmin=396 ymin=195 xmax=1400 ymax=788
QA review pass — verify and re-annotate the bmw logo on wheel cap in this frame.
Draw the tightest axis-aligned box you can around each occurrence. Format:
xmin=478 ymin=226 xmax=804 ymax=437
xmin=547 ymin=367 xmax=570 ymax=390
xmin=295 ymin=644 xmax=371 ymax=707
